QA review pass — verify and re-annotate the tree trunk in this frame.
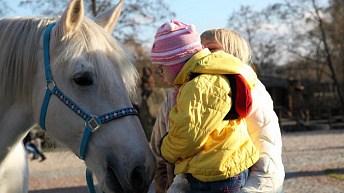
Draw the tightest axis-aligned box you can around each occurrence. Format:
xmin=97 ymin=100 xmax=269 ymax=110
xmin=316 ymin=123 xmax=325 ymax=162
xmin=313 ymin=0 xmax=344 ymax=109
xmin=91 ymin=0 xmax=97 ymax=17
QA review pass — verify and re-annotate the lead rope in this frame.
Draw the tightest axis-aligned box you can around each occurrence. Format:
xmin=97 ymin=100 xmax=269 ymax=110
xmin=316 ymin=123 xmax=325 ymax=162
xmin=40 ymin=22 xmax=138 ymax=193
xmin=86 ymin=168 xmax=97 ymax=193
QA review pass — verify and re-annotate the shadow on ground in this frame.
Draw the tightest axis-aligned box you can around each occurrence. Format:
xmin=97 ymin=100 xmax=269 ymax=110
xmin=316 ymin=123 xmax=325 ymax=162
xmin=285 ymin=170 xmax=326 ymax=179
xmin=29 ymin=186 xmax=88 ymax=193
xmin=285 ymin=166 xmax=344 ymax=180
xmin=29 ymin=183 xmax=155 ymax=193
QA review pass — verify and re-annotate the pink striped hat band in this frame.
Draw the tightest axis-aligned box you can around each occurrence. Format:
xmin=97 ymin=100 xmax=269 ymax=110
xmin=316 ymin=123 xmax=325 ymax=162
xmin=151 ymin=20 xmax=203 ymax=66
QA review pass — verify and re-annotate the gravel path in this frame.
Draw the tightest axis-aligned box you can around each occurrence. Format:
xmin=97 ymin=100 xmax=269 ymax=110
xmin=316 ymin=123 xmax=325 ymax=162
xmin=282 ymin=129 xmax=344 ymax=193
xmin=28 ymin=129 xmax=344 ymax=193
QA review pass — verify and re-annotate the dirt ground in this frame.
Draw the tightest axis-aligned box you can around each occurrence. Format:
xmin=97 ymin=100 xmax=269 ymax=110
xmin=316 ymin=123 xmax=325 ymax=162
xmin=28 ymin=129 xmax=344 ymax=193
xmin=28 ymin=151 xmax=87 ymax=193
xmin=28 ymin=150 xmax=155 ymax=193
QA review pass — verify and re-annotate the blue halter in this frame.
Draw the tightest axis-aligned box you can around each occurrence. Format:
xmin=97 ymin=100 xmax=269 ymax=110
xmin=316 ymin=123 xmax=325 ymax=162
xmin=40 ymin=22 xmax=138 ymax=193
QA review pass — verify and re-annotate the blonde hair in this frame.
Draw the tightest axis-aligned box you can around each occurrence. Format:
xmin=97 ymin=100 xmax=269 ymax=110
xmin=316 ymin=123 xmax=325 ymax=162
xmin=201 ymin=28 xmax=251 ymax=64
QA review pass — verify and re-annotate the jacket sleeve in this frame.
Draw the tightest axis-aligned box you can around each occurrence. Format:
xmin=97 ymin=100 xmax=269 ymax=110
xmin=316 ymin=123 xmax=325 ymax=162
xmin=160 ymin=75 xmax=231 ymax=163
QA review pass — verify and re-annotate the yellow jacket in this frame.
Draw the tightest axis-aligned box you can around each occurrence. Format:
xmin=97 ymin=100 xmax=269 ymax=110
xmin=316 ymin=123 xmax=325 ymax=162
xmin=160 ymin=49 xmax=259 ymax=182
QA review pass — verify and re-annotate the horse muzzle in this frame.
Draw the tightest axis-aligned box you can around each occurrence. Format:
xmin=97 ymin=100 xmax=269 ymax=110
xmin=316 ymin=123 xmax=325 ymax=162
xmin=101 ymin=153 xmax=155 ymax=193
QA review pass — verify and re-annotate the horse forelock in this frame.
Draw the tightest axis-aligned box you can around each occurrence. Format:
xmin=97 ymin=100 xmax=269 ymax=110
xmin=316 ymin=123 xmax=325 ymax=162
xmin=0 ymin=18 xmax=52 ymax=101
xmin=53 ymin=18 xmax=139 ymax=100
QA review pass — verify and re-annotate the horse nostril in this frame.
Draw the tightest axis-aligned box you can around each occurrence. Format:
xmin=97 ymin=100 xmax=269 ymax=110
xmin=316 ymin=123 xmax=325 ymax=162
xmin=131 ymin=166 xmax=147 ymax=192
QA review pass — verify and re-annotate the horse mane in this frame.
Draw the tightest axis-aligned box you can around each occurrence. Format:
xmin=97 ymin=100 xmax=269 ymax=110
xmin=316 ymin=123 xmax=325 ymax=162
xmin=0 ymin=18 xmax=51 ymax=101
xmin=0 ymin=17 xmax=138 ymax=102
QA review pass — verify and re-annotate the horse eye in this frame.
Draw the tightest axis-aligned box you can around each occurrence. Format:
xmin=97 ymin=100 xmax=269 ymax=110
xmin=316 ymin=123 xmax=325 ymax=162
xmin=73 ymin=72 xmax=93 ymax=86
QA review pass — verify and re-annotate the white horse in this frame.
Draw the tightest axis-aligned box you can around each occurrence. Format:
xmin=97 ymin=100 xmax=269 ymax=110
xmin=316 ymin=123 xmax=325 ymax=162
xmin=0 ymin=0 xmax=156 ymax=192
xmin=0 ymin=142 xmax=29 ymax=193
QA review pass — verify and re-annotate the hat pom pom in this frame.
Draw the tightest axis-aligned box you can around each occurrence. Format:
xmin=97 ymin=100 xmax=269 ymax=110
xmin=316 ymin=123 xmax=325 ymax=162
xmin=187 ymin=24 xmax=196 ymax=32
xmin=163 ymin=22 xmax=173 ymax=31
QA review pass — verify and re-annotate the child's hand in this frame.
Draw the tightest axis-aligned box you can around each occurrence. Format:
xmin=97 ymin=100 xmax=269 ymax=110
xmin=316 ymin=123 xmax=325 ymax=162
xmin=167 ymin=174 xmax=189 ymax=193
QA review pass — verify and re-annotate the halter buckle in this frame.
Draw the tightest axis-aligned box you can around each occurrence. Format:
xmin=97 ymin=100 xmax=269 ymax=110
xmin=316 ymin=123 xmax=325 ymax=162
xmin=46 ymin=80 xmax=56 ymax=91
xmin=86 ymin=115 xmax=101 ymax=132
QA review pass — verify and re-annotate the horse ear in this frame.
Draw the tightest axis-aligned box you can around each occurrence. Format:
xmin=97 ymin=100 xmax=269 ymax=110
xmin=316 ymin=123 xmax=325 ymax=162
xmin=57 ymin=0 xmax=84 ymax=38
xmin=94 ymin=0 xmax=124 ymax=32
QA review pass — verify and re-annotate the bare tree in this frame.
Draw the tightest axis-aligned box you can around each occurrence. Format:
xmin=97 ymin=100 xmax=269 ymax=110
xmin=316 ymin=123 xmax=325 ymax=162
xmin=19 ymin=0 xmax=175 ymax=42
xmin=0 ymin=1 xmax=12 ymax=16
xmin=311 ymin=0 xmax=344 ymax=108
xmin=266 ymin=0 xmax=344 ymax=109
xmin=227 ymin=0 xmax=344 ymax=111
xmin=227 ymin=6 xmax=283 ymax=76
xmin=326 ymin=0 xmax=344 ymax=83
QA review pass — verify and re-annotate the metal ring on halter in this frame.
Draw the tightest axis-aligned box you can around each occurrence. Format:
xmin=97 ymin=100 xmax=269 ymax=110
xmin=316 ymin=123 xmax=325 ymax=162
xmin=85 ymin=115 xmax=101 ymax=132
xmin=46 ymin=80 xmax=56 ymax=90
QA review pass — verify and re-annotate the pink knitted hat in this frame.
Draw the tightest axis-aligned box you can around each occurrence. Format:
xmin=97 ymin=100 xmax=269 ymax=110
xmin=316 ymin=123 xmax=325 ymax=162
xmin=151 ymin=20 xmax=203 ymax=75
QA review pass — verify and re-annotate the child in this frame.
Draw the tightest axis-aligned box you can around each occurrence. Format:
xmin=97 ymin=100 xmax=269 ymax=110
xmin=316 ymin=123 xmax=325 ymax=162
xmin=201 ymin=29 xmax=285 ymax=193
xmin=151 ymin=20 xmax=259 ymax=193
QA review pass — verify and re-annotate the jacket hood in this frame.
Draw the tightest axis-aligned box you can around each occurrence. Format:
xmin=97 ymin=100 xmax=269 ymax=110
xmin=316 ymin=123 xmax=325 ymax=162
xmin=174 ymin=49 xmax=257 ymax=90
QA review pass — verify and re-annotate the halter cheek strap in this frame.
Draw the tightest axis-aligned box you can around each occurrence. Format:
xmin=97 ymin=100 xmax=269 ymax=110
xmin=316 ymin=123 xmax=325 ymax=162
xmin=40 ymin=22 xmax=55 ymax=131
xmin=40 ymin=22 xmax=138 ymax=193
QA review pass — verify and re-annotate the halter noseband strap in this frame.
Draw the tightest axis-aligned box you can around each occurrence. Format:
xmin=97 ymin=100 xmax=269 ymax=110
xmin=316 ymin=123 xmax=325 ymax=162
xmin=40 ymin=22 xmax=138 ymax=193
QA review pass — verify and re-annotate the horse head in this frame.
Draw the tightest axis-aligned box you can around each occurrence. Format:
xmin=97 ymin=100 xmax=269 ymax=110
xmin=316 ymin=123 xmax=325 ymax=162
xmin=31 ymin=0 xmax=155 ymax=192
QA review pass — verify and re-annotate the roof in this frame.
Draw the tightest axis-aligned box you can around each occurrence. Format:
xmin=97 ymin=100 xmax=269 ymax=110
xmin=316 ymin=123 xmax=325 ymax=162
xmin=259 ymin=76 xmax=289 ymax=89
